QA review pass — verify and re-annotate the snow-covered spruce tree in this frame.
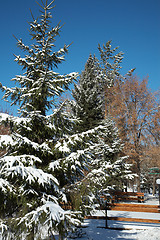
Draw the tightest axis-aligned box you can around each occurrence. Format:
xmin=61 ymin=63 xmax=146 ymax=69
xmin=70 ymin=118 xmax=132 ymax=208
xmin=0 ymin=1 xmax=93 ymax=239
xmin=70 ymin=46 xmax=132 ymax=208
xmin=97 ymin=40 xmax=124 ymax=88
xmin=88 ymin=118 xmax=132 ymax=195
xmin=93 ymin=41 xmax=132 ymax=193
xmin=72 ymin=54 xmax=104 ymax=132
xmin=98 ymin=40 xmax=124 ymax=117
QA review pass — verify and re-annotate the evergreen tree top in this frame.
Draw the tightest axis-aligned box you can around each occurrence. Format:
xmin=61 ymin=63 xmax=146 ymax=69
xmin=72 ymin=54 xmax=104 ymax=131
xmin=98 ymin=40 xmax=124 ymax=87
xmin=0 ymin=0 xmax=78 ymax=117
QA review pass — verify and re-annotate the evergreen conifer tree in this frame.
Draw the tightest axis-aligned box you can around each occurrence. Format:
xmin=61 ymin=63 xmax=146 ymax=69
xmin=98 ymin=40 xmax=124 ymax=88
xmin=98 ymin=41 xmax=124 ymax=117
xmin=88 ymin=118 xmax=132 ymax=195
xmin=72 ymin=54 xmax=104 ymax=132
xmin=71 ymin=45 xmax=131 ymax=207
xmin=0 ymin=1 xmax=93 ymax=238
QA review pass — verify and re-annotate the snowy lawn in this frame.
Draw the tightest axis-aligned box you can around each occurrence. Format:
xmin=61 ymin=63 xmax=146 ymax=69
xmin=68 ymin=194 xmax=160 ymax=240
xmin=68 ymin=220 xmax=160 ymax=240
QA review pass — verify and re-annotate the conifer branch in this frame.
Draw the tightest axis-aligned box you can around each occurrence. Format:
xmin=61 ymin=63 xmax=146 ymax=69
xmin=35 ymin=0 xmax=44 ymax=9
xmin=29 ymin=8 xmax=35 ymax=21
xmin=41 ymin=0 xmax=45 ymax=7
xmin=47 ymin=0 xmax=56 ymax=9
xmin=12 ymin=34 xmax=18 ymax=42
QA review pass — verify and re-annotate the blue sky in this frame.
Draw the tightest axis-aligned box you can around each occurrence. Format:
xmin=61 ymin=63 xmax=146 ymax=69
xmin=0 ymin=0 xmax=159 ymax=114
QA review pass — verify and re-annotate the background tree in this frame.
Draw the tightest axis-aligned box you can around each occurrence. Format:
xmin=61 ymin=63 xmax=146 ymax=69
xmin=104 ymin=74 xmax=160 ymax=191
xmin=70 ymin=51 xmax=131 ymax=210
xmin=97 ymin=40 xmax=124 ymax=117
xmin=87 ymin=118 xmax=132 ymax=195
xmin=72 ymin=54 xmax=104 ymax=132
xmin=72 ymin=41 xmax=125 ymax=130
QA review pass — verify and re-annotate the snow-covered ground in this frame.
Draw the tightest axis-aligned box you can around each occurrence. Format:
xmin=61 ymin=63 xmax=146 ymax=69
xmin=68 ymin=194 xmax=160 ymax=240
xmin=0 ymin=194 xmax=159 ymax=239
xmin=70 ymin=220 xmax=160 ymax=240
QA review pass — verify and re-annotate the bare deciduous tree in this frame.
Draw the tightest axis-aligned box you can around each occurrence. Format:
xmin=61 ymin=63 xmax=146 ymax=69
xmin=105 ymin=74 xmax=160 ymax=191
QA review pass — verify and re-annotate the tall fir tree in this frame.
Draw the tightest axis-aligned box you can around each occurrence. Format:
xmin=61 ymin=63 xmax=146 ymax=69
xmin=0 ymin=1 xmax=95 ymax=239
xmin=98 ymin=40 xmax=124 ymax=117
xmin=71 ymin=47 xmax=132 ymax=208
xmin=72 ymin=54 xmax=104 ymax=132
xmin=97 ymin=40 xmax=124 ymax=87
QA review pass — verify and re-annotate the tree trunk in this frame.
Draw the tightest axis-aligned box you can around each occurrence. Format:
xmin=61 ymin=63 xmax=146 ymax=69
xmin=136 ymin=158 xmax=141 ymax=192
xmin=137 ymin=175 xmax=141 ymax=192
xmin=152 ymin=175 xmax=156 ymax=196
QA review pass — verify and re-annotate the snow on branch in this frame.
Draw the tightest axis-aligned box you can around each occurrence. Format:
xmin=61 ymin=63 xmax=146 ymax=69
xmin=0 ymin=113 xmax=29 ymax=126
xmin=0 ymin=178 xmax=15 ymax=193
xmin=0 ymin=220 xmax=8 ymax=237
xmin=54 ymin=124 xmax=105 ymax=150
xmin=0 ymin=135 xmax=14 ymax=148
xmin=1 ymin=155 xmax=42 ymax=169
xmin=12 ymin=133 xmax=53 ymax=155
xmin=4 ymin=165 xmax=59 ymax=189
xmin=17 ymin=201 xmax=81 ymax=238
